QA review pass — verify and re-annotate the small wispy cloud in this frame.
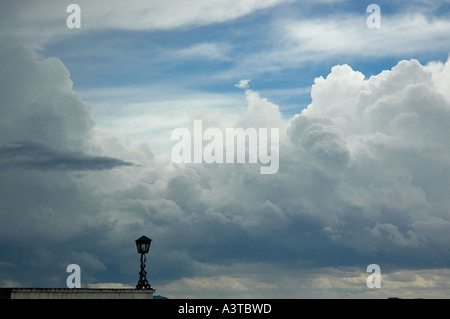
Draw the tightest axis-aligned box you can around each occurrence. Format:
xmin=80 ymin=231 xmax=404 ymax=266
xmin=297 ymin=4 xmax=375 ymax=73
xmin=169 ymin=42 xmax=233 ymax=61
xmin=235 ymin=79 xmax=251 ymax=89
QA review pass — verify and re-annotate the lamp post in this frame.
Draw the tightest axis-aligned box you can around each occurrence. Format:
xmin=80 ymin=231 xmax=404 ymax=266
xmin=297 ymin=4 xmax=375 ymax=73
xmin=135 ymin=235 xmax=152 ymax=290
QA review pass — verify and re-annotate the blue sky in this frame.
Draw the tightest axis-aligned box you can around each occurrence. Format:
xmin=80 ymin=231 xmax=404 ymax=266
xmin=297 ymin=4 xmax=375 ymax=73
xmin=1 ymin=0 xmax=450 ymax=298
xmin=47 ymin=1 xmax=450 ymax=95
xmin=39 ymin=0 xmax=450 ymax=143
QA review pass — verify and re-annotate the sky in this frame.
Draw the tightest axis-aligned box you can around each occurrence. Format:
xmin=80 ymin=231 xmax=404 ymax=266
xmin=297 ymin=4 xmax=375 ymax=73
xmin=1 ymin=0 xmax=450 ymax=299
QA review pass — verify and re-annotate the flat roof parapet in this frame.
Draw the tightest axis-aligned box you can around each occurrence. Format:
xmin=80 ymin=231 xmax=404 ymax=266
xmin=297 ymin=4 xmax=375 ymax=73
xmin=0 ymin=288 xmax=156 ymax=299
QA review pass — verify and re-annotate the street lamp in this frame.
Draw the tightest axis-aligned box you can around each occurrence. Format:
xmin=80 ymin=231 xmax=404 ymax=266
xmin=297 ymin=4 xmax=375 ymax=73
xmin=135 ymin=235 xmax=152 ymax=290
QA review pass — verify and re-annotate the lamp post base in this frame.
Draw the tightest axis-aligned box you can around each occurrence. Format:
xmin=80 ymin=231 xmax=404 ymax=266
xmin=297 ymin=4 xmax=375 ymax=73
xmin=136 ymin=253 xmax=151 ymax=290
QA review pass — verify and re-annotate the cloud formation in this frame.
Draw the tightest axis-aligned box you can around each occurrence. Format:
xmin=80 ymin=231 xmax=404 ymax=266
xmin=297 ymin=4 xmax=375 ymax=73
xmin=284 ymin=58 xmax=450 ymax=256
xmin=0 ymin=141 xmax=134 ymax=171
xmin=236 ymin=12 xmax=450 ymax=75
xmin=1 ymin=31 xmax=450 ymax=298
xmin=1 ymin=0 xmax=291 ymax=46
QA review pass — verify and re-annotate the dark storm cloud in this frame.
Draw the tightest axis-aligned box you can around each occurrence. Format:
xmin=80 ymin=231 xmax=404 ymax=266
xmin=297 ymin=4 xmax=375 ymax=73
xmin=0 ymin=141 xmax=134 ymax=171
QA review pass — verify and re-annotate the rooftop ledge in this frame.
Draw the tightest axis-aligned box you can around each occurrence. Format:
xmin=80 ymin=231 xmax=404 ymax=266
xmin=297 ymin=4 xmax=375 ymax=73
xmin=0 ymin=288 xmax=156 ymax=299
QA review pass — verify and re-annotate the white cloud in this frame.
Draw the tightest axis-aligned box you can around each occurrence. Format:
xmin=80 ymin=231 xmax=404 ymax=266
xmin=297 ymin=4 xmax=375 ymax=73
xmin=237 ymin=12 xmax=450 ymax=74
xmin=1 ymin=0 xmax=291 ymax=46
xmin=78 ymin=0 xmax=288 ymax=31
xmin=283 ymin=57 xmax=450 ymax=257
xmin=425 ymin=55 xmax=450 ymax=102
xmin=235 ymin=80 xmax=251 ymax=89
xmin=168 ymin=42 xmax=233 ymax=61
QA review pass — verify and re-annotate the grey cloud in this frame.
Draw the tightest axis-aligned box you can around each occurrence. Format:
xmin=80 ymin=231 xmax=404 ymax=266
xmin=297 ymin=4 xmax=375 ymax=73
xmin=0 ymin=36 xmax=94 ymax=151
xmin=0 ymin=141 xmax=134 ymax=171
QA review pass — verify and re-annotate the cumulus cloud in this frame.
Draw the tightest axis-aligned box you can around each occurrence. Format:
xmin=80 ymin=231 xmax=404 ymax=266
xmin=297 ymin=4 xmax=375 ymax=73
xmin=127 ymin=54 xmax=450 ymax=287
xmin=0 ymin=37 xmax=93 ymax=150
xmin=283 ymin=58 xmax=450 ymax=261
xmin=425 ymin=55 xmax=450 ymax=102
